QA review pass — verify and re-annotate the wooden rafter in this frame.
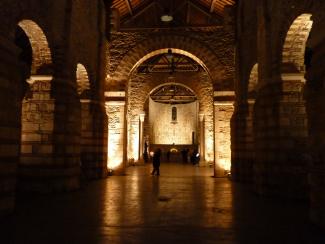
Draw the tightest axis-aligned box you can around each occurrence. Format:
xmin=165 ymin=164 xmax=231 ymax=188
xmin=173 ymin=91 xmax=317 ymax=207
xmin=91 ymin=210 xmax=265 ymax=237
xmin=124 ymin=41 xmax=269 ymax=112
xmin=124 ymin=0 xmax=133 ymax=15
xmin=123 ymin=0 xmax=155 ymax=23
xmin=210 ymin=0 xmax=217 ymax=12
xmin=187 ymin=0 xmax=219 ymax=18
xmin=186 ymin=1 xmax=191 ymax=24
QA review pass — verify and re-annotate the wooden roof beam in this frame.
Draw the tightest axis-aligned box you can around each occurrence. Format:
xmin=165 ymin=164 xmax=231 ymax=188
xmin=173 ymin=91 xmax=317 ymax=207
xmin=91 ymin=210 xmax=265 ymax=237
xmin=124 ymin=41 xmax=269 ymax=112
xmin=124 ymin=0 xmax=133 ymax=15
xmin=123 ymin=0 xmax=155 ymax=23
xmin=187 ymin=0 xmax=221 ymax=18
xmin=210 ymin=0 xmax=217 ymax=13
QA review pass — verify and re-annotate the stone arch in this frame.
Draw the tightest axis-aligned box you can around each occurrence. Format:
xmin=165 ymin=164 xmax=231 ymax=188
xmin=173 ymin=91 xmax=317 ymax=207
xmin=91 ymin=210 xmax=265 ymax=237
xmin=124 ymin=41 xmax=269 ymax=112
xmin=18 ymin=20 xmax=53 ymax=75
xmin=76 ymin=63 xmax=91 ymax=98
xmin=248 ymin=63 xmax=258 ymax=96
xmin=75 ymin=63 xmax=94 ymax=178
xmin=148 ymin=82 xmax=199 ymax=145
xmin=125 ymin=49 xmax=214 ymax=164
xmin=17 ymin=19 xmax=57 ymax=192
xmin=109 ymin=34 xmax=228 ymax=89
xmin=282 ymin=13 xmax=313 ymax=73
xmin=148 ymin=82 xmax=197 ymax=99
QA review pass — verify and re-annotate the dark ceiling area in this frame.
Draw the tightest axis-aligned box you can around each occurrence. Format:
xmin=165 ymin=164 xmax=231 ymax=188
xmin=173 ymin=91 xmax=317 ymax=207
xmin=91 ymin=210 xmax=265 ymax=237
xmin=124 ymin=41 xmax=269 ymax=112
xmin=111 ymin=0 xmax=235 ymax=28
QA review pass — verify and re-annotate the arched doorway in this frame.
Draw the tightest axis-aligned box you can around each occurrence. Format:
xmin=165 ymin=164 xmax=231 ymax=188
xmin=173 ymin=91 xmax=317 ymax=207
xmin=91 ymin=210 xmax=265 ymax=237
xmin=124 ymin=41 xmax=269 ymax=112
xmin=106 ymin=35 xmax=234 ymax=177
xmin=16 ymin=20 xmax=56 ymax=192
xmin=76 ymin=63 xmax=91 ymax=178
xmin=147 ymin=83 xmax=199 ymax=163
xmin=126 ymin=50 xmax=214 ymax=169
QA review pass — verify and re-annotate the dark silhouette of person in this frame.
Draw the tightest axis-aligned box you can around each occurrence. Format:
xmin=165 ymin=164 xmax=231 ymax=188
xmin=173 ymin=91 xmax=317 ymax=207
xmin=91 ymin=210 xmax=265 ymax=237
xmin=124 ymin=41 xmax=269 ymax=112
xmin=181 ymin=148 xmax=188 ymax=163
xmin=143 ymin=141 xmax=149 ymax=163
xmin=151 ymin=148 xmax=161 ymax=176
xmin=166 ymin=150 xmax=170 ymax=162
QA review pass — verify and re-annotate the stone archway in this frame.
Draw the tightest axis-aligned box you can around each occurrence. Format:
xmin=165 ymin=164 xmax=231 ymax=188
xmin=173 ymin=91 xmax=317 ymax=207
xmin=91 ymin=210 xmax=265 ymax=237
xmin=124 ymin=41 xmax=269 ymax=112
xmin=146 ymin=83 xmax=200 ymax=163
xmin=253 ymin=11 xmax=314 ymax=198
xmin=75 ymin=63 xmax=108 ymax=179
xmin=106 ymin=34 xmax=234 ymax=176
xmin=282 ymin=14 xmax=313 ymax=73
xmin=18 ymin=20 xmax=53 ymax=75
xmin=76 ymin=64 xmax=91 ymax=177
xmin=231 ymin=61 xmax=258 ymax=183
xmin=126 ymin=50 xmax=214 ymax=166
xmin=107 ymin=34 xmax=229 ymax=90
xmin=17 ymin=19 xmax=58 ymax=192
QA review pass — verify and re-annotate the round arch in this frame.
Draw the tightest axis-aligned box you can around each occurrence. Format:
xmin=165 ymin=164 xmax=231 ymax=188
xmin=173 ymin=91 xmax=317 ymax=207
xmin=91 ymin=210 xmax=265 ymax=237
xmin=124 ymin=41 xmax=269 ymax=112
xmin=148 ymin=82 xmax=197 ymax=97
xmin=125 ymin=52 xmax=215 ymax=164
xmin=282 ymin=13 xmax=313 ymax=73
xmin=17 ymin=19 xmax=53 ymax=75
xmin=76 ymin=63 xmax=91 ymax=97
xmin=108 ymin=34 xmax=229 ymax=89
xmin=248 ymin=63 xmax=258 ymax=97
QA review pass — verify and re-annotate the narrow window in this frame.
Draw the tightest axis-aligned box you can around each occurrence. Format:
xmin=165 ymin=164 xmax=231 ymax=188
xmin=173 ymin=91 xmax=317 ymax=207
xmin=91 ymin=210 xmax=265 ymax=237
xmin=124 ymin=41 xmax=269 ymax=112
xmin=172 ymin=106 xmax=177 ymax=121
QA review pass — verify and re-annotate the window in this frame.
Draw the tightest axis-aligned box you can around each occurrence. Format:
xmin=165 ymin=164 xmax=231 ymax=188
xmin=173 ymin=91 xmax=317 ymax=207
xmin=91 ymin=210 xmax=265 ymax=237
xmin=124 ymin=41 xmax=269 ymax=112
xmin=172 ymin=106 xmax=177 ymax=121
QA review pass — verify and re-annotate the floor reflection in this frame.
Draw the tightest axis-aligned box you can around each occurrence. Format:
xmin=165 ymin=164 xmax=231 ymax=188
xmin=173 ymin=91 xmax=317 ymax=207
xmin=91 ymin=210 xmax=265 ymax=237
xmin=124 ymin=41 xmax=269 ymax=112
xmin=0 ymin=163 xmax=324 ymax=243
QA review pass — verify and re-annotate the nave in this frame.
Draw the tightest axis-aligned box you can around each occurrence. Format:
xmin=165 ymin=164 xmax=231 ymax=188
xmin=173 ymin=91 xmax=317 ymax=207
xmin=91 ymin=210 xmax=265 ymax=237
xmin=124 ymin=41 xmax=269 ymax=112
xmin=1 ymin=163 xmax=324 ymax=244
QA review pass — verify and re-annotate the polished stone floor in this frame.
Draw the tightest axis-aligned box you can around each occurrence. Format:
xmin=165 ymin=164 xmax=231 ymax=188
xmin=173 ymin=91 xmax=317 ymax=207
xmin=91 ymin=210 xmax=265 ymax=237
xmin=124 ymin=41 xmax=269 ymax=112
xmin=1 ymin=163 xmax=325 ymax=244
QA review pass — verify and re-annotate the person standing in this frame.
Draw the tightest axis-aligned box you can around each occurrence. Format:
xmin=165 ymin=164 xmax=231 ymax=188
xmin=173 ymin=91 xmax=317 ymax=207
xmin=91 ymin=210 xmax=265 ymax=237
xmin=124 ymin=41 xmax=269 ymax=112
xmin=151 ymin=148 xmax=161 ymax=176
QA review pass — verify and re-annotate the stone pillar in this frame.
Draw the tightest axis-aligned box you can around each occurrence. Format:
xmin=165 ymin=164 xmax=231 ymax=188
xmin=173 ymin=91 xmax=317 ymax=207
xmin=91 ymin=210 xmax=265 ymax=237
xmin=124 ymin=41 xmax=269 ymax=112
xmin=80 ymin=99 xmax=108 ymax=179
xmin=231 ymin=99 xmax=256 ymax=183
xmin=139 ymin=112 xmax=145 ymax=163
xmin=254 ymin=74 xmax=308 ymax=198
xmin=199 ymin=113 xmax=205 ymax=162
xmin=245 ymin=99 xmax=256 ymax=181
xmin=305 ymin=46 xmax=325 ymax=228
xmin=0 ymin=35 xmax=21 ymax=215
xmin=214 ymin=91 xmax=235 ymax=177
xmin=105 ymin=91 xmax=126 ymax=175
xmin=19 ymin=76 xmax=81 ymax=193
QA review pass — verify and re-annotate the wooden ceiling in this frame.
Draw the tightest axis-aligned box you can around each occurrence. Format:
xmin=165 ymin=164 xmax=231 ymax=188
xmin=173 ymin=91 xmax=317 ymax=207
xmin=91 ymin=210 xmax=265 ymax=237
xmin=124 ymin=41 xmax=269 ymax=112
xmin=111 ymin=0 xmax=235 ymax=28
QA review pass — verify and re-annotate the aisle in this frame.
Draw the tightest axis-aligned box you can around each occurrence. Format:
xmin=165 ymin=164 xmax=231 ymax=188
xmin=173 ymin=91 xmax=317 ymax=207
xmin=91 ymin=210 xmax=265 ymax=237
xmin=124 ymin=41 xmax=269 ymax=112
xmin=1 ymin=163 xmax=324 ymax=243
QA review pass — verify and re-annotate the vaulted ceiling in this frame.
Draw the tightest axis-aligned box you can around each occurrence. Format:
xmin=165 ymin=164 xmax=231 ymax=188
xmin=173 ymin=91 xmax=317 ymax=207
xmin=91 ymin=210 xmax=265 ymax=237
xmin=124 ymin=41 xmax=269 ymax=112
xmin=111 ymin=0 xmax=235 ymax=28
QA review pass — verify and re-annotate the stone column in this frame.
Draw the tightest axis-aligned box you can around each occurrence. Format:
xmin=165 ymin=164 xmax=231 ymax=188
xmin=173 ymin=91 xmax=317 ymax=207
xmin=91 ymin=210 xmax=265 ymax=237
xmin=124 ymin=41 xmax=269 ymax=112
xmin=199 ymin=113 xmax=205 ymax=162
xmin=214 ymin=91 xmax=235 ymax=177
xmin=0 ymin=35 xmax=21 ymax=215
xmin=105 ymin=91 xmax=126 ymax=175
xmin=245 ymin=99 xmax=256 ymax=181
xmin=139 ymin=112 xmax=145 ymax=163
xmin=254 ymin=74 xmax=308 ymax=198
xmin=305 ymin=42 xmax=325 ymax=228
xmin=80 ymin=99 xmax=108 ymax=179
xmin=19 ymin=76 xmax=81 ymax=193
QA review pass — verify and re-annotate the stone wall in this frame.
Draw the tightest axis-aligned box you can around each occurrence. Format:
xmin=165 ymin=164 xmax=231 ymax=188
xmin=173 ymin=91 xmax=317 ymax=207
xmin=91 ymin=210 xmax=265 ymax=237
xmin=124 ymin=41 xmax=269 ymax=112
xmin=106 ymin=100 xmax=126 ymax=173
xmin=235 ymin=0 xmax=325 ymax=228
xmin=149 ymin=99 xmax=198 ymax=145
xmin=0 ymin=36 xmax=21 ymax=215
xmin=0 ymin=0 xmax=108 ymax=215
xmin=230 ymin=0 xmax=258 ymax=184
xmin=126 ymin=71 xmax=215 ymax=164
xmin=106 ymin=28 xmax=235 ymax=91
xmin=215 ymin=102 xmax=234 ymax=175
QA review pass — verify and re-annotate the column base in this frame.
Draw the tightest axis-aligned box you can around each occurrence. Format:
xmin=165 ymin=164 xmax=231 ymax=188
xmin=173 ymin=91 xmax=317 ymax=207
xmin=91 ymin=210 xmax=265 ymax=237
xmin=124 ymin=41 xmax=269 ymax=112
xmin=309 ymin=168 xmax=325 ymax=229
xmin=17 ymin=166 xmax=80 ymax=193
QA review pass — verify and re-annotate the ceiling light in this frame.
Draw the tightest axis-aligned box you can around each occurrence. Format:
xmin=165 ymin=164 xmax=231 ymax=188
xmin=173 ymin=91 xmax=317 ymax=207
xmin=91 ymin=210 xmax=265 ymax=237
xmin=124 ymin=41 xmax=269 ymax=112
xmin=161 ymin=14 xmax=173 ymax=22
xmin=161 ymin=7 xmax=173 ymax=22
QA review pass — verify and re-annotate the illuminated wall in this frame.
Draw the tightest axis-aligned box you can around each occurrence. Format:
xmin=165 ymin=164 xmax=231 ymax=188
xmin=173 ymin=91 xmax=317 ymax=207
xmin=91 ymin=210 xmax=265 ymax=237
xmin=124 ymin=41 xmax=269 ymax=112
xmin=149 ymin=98 xmax=198 ymax=145
xmin=106 ymin=101 xmax=125 ymax=171
xmin=214 ymin=101 xmax=234 ymax=173
xmin=128 ymin=117 xmax=140 ymax=161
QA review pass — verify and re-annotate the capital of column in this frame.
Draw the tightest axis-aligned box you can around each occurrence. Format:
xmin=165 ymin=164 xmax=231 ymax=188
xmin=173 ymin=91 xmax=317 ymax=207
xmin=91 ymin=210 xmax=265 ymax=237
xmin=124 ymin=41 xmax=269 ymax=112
xmin=214 ymin=91 xmax=235 ymax=107
xmin=199 ymin=113 xmax=205 ymax=122
xmin=139 ymin=112 xmax=146 ymax=122
xmin=214 ymin=101 xmax=234 ymax=107
xmin=105 ymin=101 xmax=126 ymax=116
xmin=27 ymin=75 xmax=53 ymax=85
